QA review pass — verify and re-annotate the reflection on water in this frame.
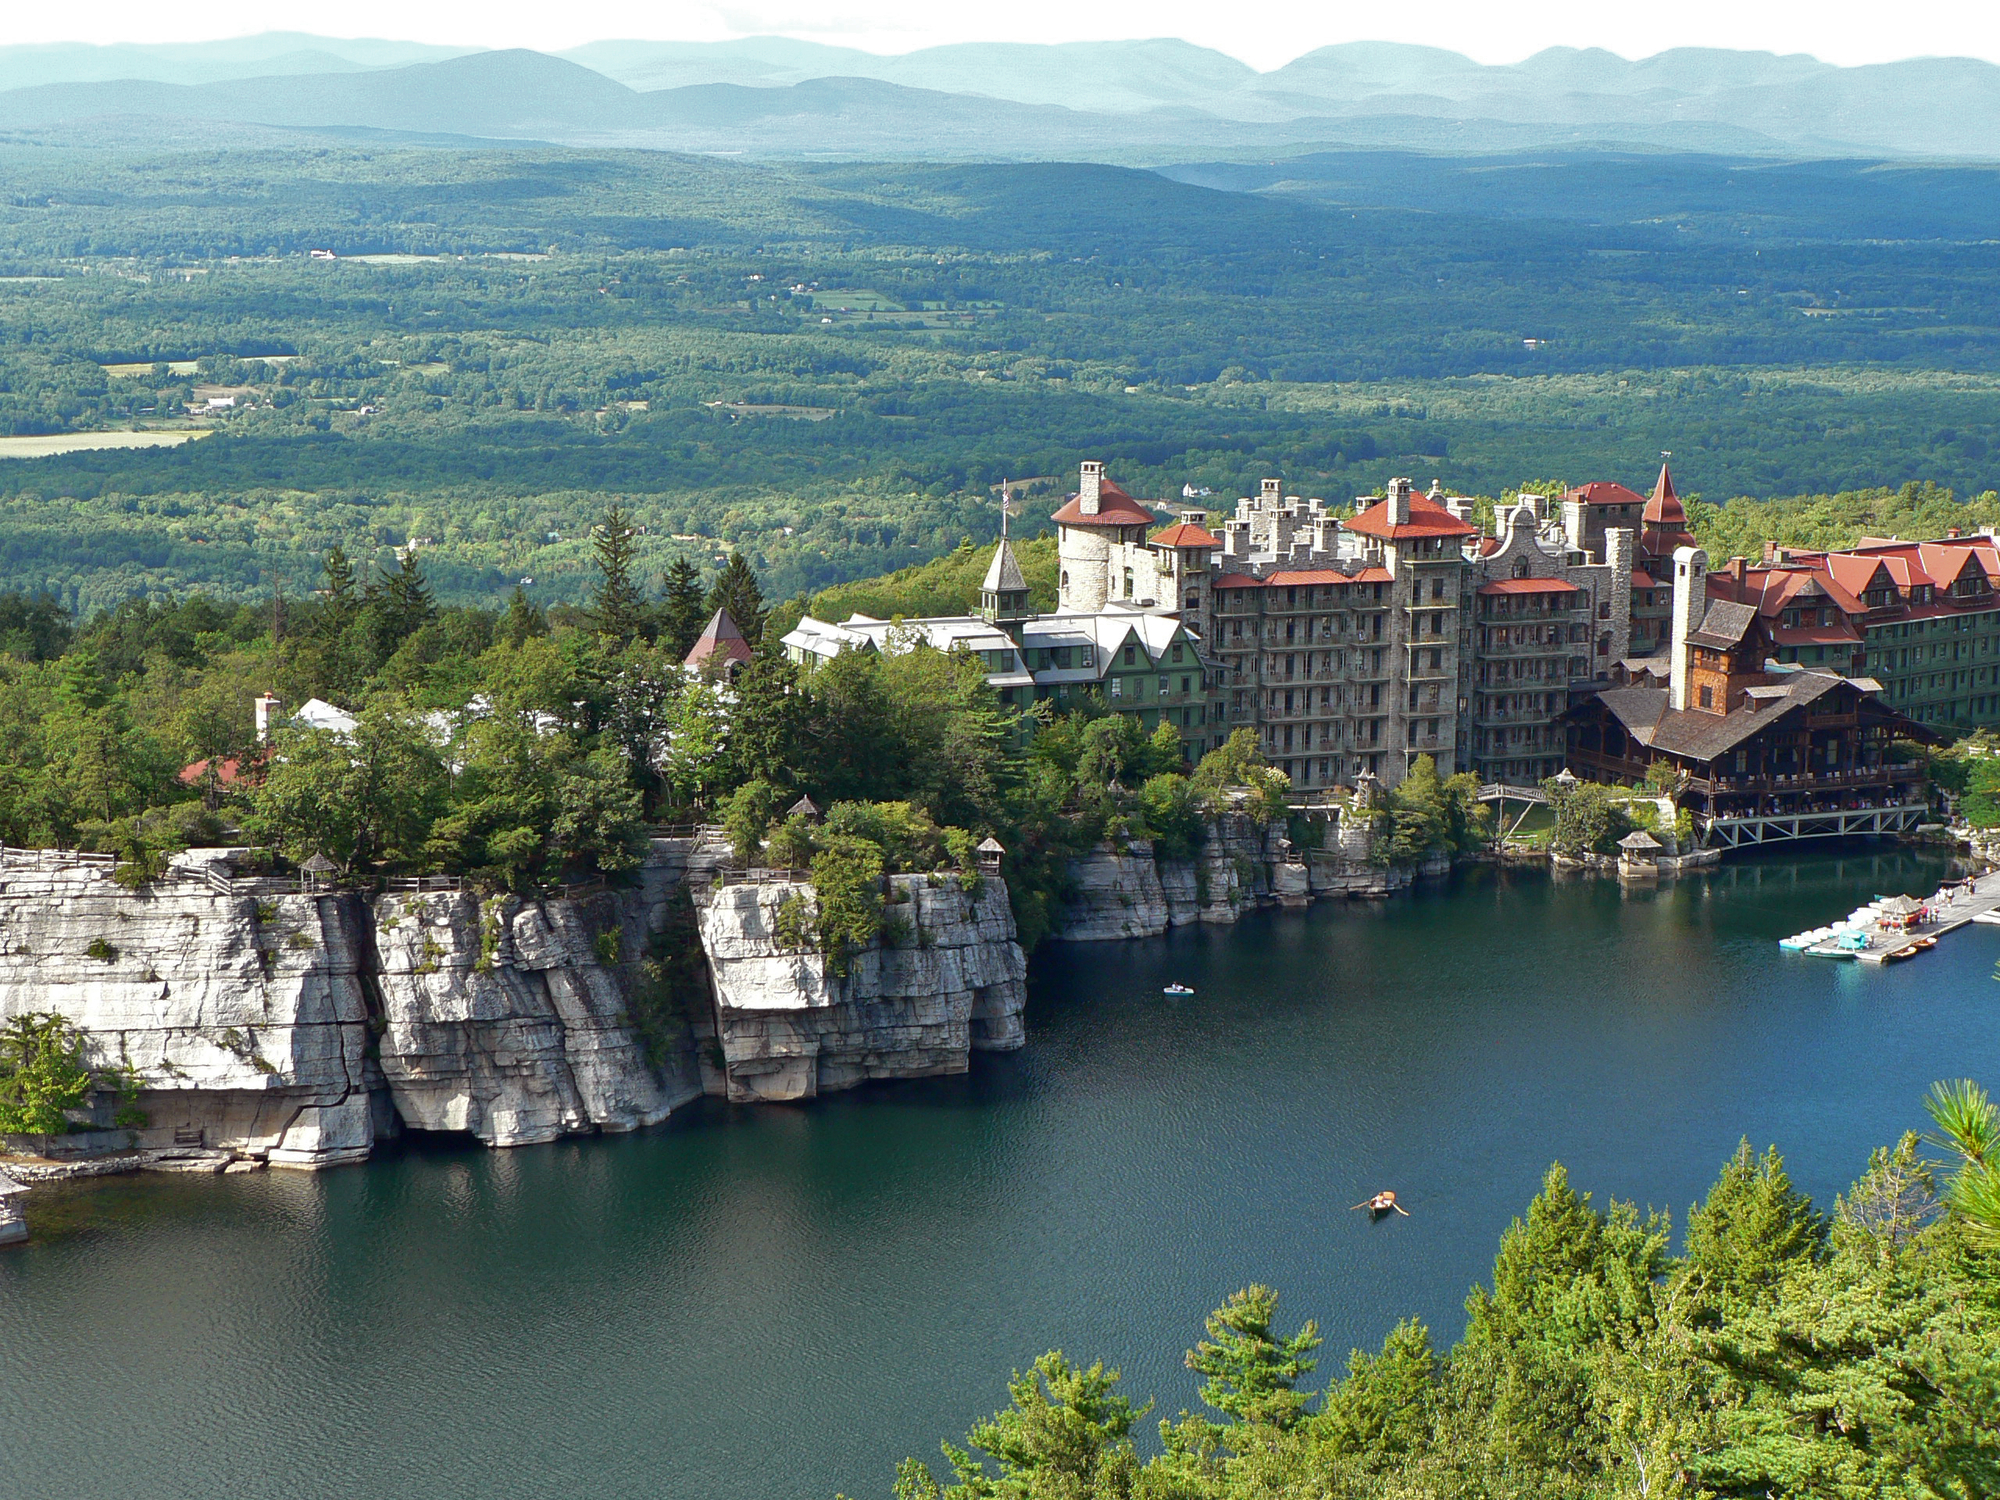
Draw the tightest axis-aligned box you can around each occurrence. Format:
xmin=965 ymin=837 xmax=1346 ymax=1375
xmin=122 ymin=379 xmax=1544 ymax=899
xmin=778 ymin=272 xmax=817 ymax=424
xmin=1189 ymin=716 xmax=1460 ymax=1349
xmin=3 ymin=849 xmax=1996 ymax=1500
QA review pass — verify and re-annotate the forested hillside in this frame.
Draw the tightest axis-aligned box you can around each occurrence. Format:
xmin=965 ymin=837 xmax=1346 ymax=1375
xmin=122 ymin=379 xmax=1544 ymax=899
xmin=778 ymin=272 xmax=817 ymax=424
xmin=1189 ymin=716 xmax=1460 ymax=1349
xmin=0 ymin=145 xmax=1996 ymax=609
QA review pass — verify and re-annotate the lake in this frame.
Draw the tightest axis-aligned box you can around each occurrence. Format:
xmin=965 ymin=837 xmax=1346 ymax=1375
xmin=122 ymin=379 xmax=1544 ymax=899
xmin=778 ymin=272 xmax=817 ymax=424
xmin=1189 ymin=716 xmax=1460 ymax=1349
xmin=3 ymin=849 xmax=1996 ymax=1500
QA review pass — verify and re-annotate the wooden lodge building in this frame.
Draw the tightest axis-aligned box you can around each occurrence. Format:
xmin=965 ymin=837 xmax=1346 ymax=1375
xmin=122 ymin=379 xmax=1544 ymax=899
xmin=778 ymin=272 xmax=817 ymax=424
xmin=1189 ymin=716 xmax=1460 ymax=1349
xmin=1563 ymin=546 xmax=1936 ymax=847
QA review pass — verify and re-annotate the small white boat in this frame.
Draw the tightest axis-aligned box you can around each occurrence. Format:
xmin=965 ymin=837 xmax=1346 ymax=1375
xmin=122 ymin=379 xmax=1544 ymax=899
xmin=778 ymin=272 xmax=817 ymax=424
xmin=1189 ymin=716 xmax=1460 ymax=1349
xmin=1163 ymin=983 xmax=1194 ymax=996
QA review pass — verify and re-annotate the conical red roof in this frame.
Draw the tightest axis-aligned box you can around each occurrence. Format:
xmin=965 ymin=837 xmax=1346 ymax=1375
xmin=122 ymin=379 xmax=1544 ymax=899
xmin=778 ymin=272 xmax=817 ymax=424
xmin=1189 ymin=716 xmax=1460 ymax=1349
xmin=684 ymin=607 xmax=753 ymax=668
xmin=1643 ymin=463 xmax=1686 ymax=526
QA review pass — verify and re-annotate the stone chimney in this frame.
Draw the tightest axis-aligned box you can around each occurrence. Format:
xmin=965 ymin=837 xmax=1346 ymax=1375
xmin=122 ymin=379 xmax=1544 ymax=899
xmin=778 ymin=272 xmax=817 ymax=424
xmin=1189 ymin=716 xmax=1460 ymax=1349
xmin=1079 ymin=460 xmax=1103 ymax=517
xmin=1563 ymin=497 xmax=1587 ymax=556
xmin=1259 ymin=478 xmax=1281 ymax=508
xmin=1386 ymin=477 xmax=1413 ymax=528
xmin=1669 ymin=545 xmax=1709 ymax=713
xmin=255 ymin=692 xmax=283 ymax=744
xmin=1604 ymin=528 xmax=1634 ymax=663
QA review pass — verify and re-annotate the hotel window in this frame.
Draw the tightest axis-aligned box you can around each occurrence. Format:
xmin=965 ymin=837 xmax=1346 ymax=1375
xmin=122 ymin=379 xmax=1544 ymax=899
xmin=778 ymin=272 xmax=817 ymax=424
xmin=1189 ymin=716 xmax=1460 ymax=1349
xmin=1699 ymin=685 xmax=1714 ymax=708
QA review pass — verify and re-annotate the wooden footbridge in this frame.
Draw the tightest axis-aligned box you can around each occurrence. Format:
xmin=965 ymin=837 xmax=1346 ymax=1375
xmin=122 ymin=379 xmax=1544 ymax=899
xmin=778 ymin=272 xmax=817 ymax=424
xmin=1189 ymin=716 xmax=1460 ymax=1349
xmin=1476 ymin=783 xmax=1548 ymax=838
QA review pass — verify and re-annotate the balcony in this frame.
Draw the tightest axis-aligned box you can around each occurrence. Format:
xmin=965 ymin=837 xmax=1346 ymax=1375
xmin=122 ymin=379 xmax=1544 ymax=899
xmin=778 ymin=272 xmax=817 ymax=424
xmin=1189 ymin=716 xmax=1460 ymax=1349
xmin=1688 ymin=764 xmax=1925 ymax=796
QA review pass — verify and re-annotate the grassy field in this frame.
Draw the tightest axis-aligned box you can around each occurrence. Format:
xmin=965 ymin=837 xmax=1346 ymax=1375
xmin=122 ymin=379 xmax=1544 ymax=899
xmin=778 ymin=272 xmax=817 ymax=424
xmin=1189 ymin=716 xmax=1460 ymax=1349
xmin=0 ymin=430 xmax=210 ymax=459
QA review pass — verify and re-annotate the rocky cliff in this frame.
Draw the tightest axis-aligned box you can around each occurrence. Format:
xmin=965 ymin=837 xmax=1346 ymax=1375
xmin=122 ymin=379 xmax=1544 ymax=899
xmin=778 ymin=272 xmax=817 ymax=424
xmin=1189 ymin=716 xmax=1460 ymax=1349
xmin=1049 ymin=804 xmax=1402 ymax=941
xmin=697 ymin=872 xmax=1026 ymax=1103
xmin=0 ymin=838 xmax=1031 ymax=1166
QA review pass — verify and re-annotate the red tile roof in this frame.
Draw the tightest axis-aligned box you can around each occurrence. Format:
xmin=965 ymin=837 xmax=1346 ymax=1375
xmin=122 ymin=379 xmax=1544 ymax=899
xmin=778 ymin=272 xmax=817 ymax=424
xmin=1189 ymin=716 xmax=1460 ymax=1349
xmin=1564 ymin=481 xmax=1648 ymax=509
xmin=1265 ymin=569 xmax=1350 ymax=585
xmin=1050 ymin=475 xmax=1155 ymax=527
xmin=1630 ymin=571 xmax=1660 ymax=589
xmin=1770 ymin=626 xmax=1864 ymax=647
xmin=1477 ymin=578 xmax=1580 ymax=595
xmin=1211 ymin=567 xmax=1393 ymax=590
xmin=1343 ymin=494 xmax=1478 ymax=541
xmin=1151 ymin=521 xmax=1221 ymax=549
xmin=178 ymin=754 xmax=263 ymax=788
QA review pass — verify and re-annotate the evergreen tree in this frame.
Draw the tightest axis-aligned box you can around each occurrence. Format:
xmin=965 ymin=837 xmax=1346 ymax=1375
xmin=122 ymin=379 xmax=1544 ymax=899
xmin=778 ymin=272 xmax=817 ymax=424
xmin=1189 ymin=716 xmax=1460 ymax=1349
xmin=705 ymin=551 xmax=767 ymax=643
xmin=319 ymin=544 xmax=358 ymax=635
xmin=502 ymin=586 xmax=547 ymax=649
xmin=589 ymin=504 xmax=650 ymax=642
xmin=1678 ymin=1140 xmax=1826 ymax=1315
xmin=362 ymin=550 xmax=436 ymax=665
xmin=1317 ymin=1318 xmax=1437 ymax=1458
xmin=726 ymin=638 xmax=808 ymax=790
xmin=1185 ymin=1284 xmax=1322 ymax=1430
xmin=658 ymin=558 xmax=707 ymax=659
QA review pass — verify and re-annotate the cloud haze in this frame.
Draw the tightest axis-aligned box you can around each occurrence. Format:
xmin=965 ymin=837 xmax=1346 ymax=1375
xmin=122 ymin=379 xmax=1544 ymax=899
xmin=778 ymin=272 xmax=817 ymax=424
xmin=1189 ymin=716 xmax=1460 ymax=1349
xmin=1 ymin=0 xmax=1989 ymax=72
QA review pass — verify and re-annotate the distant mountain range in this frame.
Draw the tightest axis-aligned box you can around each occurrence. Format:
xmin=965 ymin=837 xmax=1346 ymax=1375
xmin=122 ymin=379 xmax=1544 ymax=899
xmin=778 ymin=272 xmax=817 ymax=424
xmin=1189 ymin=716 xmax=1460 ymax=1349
xmin=0 ymin=34 xmax=1996 ymax=159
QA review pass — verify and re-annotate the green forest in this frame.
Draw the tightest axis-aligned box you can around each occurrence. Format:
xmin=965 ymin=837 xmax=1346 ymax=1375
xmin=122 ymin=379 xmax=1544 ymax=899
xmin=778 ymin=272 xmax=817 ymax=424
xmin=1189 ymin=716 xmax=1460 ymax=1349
xmin=0 ymin=145 xmax=1995 ymax=611
xmin=871 ymin=1100 xmax=2000 ymax=1500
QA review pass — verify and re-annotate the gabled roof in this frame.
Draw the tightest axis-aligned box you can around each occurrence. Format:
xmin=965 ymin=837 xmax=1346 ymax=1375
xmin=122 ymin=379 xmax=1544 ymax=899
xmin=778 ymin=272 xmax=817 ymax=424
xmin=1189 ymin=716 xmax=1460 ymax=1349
xmin=1565 ymin=481 xmax=1649 ymax=509
xmin=1686 ymin=599 xmax=1759 ymax=650
xmin=1630 ymin=570 xmax=1660 ymax=589
xmin=1824 ymin=553 xmax=1889 ymax=599
xmin=1916 ymin=542 xmax=1986 ymax=586
xmin=1151 ymin=521 xmax=1221 ymax=549
xmin=685 ymin=607 xmax=754 ymax=668
xmin=1050 ymin=474 xmax=1155 ymax=528
xmin=1643 ymin=464 xmax=1687 ymax=526
xmin=1344 ymin=493 xmax=1479 ymax=541
xmin=982 ymin=538 xmax=1027 ymax=593
xmin=1589 ymin=672 xmax=1860 ymax=762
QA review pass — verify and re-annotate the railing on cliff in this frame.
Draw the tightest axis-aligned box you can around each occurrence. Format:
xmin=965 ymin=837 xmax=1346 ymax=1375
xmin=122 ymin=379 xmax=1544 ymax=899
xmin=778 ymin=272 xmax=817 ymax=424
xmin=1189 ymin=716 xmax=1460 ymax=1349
xmin=0 ymin=845 xmax=116 ymax=870
xmin=709 ymin=866 xmax=810 ymax=888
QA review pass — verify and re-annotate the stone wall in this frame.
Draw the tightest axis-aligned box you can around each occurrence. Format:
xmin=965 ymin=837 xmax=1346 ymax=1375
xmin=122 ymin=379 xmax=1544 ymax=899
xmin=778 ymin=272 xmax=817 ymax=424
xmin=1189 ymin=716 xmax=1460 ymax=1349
xmin=696 ymin=872 xmax=1026 ymax=1104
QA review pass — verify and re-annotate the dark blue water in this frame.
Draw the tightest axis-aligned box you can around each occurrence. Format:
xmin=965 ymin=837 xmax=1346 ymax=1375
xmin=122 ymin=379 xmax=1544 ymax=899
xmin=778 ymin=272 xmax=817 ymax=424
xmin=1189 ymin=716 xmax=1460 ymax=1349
xmin=3 ymin=850 xmax=1996 ymax=1500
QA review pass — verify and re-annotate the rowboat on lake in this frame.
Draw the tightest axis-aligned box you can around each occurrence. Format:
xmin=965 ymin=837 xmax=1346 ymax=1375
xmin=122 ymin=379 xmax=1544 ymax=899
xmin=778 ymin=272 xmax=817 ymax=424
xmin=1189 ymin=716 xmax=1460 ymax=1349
xmin=1350 ymin=1190 xmax=1409 ymax=1218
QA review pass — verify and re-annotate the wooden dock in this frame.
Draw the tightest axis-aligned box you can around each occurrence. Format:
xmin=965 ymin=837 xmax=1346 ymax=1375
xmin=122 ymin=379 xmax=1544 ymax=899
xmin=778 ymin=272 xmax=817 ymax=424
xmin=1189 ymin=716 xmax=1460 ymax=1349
xmin=1799 ymin=871 xmax=2000 ymax=965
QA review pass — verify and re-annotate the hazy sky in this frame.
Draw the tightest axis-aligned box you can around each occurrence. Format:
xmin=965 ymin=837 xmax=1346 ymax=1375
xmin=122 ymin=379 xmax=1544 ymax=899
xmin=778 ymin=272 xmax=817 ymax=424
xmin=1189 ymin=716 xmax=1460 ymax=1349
xmin=6 ymin=0 xmax=1991 ymax=72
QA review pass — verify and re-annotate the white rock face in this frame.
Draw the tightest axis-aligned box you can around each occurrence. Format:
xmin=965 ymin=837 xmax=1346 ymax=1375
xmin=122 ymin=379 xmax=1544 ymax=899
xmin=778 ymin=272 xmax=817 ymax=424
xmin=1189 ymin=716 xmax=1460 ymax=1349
xmin=0 ymin=864 xmax=377 ymax=1166
xmin=1054 ymin=842 xmax=1170 ymax=940
xmin=370 ymin=889 xmax=700 ymax=1148
xmin=1049 ymin=804 xmax=1414 ymax=939
xmin=0 ymin=846 xmax=705 ymax=1165
xmin=697 ymin=873 xmax=1027 ymax=1103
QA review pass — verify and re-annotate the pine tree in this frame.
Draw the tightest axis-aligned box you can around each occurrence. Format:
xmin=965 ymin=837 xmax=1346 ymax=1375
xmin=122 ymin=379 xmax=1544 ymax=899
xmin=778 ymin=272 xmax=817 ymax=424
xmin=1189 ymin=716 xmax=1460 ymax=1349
xmin=320 ymin=544 xmax=358 ymax=634
xmin=705 ymin=551 xmax=767 ymax=643
xmin=658 ymin=558 xmax=707 ymax=659
xmin=361 ymin=550 xmax=436 ymax=666
xmin=1184 ymin=1284 xmax=1321 ymax=1430
xmin=502 ymin=586 xmax=547 ymax=648
xmin=589 ymin=504 xmax=649 ymax=642
xmin=379 ymin=551 xmax=436 ymax=633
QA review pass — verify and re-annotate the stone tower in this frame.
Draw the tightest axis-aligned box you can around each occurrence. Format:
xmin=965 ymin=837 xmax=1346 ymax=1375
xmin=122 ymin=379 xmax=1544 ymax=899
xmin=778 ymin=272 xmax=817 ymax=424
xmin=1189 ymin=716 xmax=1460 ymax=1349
xmin=1669 ymin=544 xmax=1709 ymax=712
